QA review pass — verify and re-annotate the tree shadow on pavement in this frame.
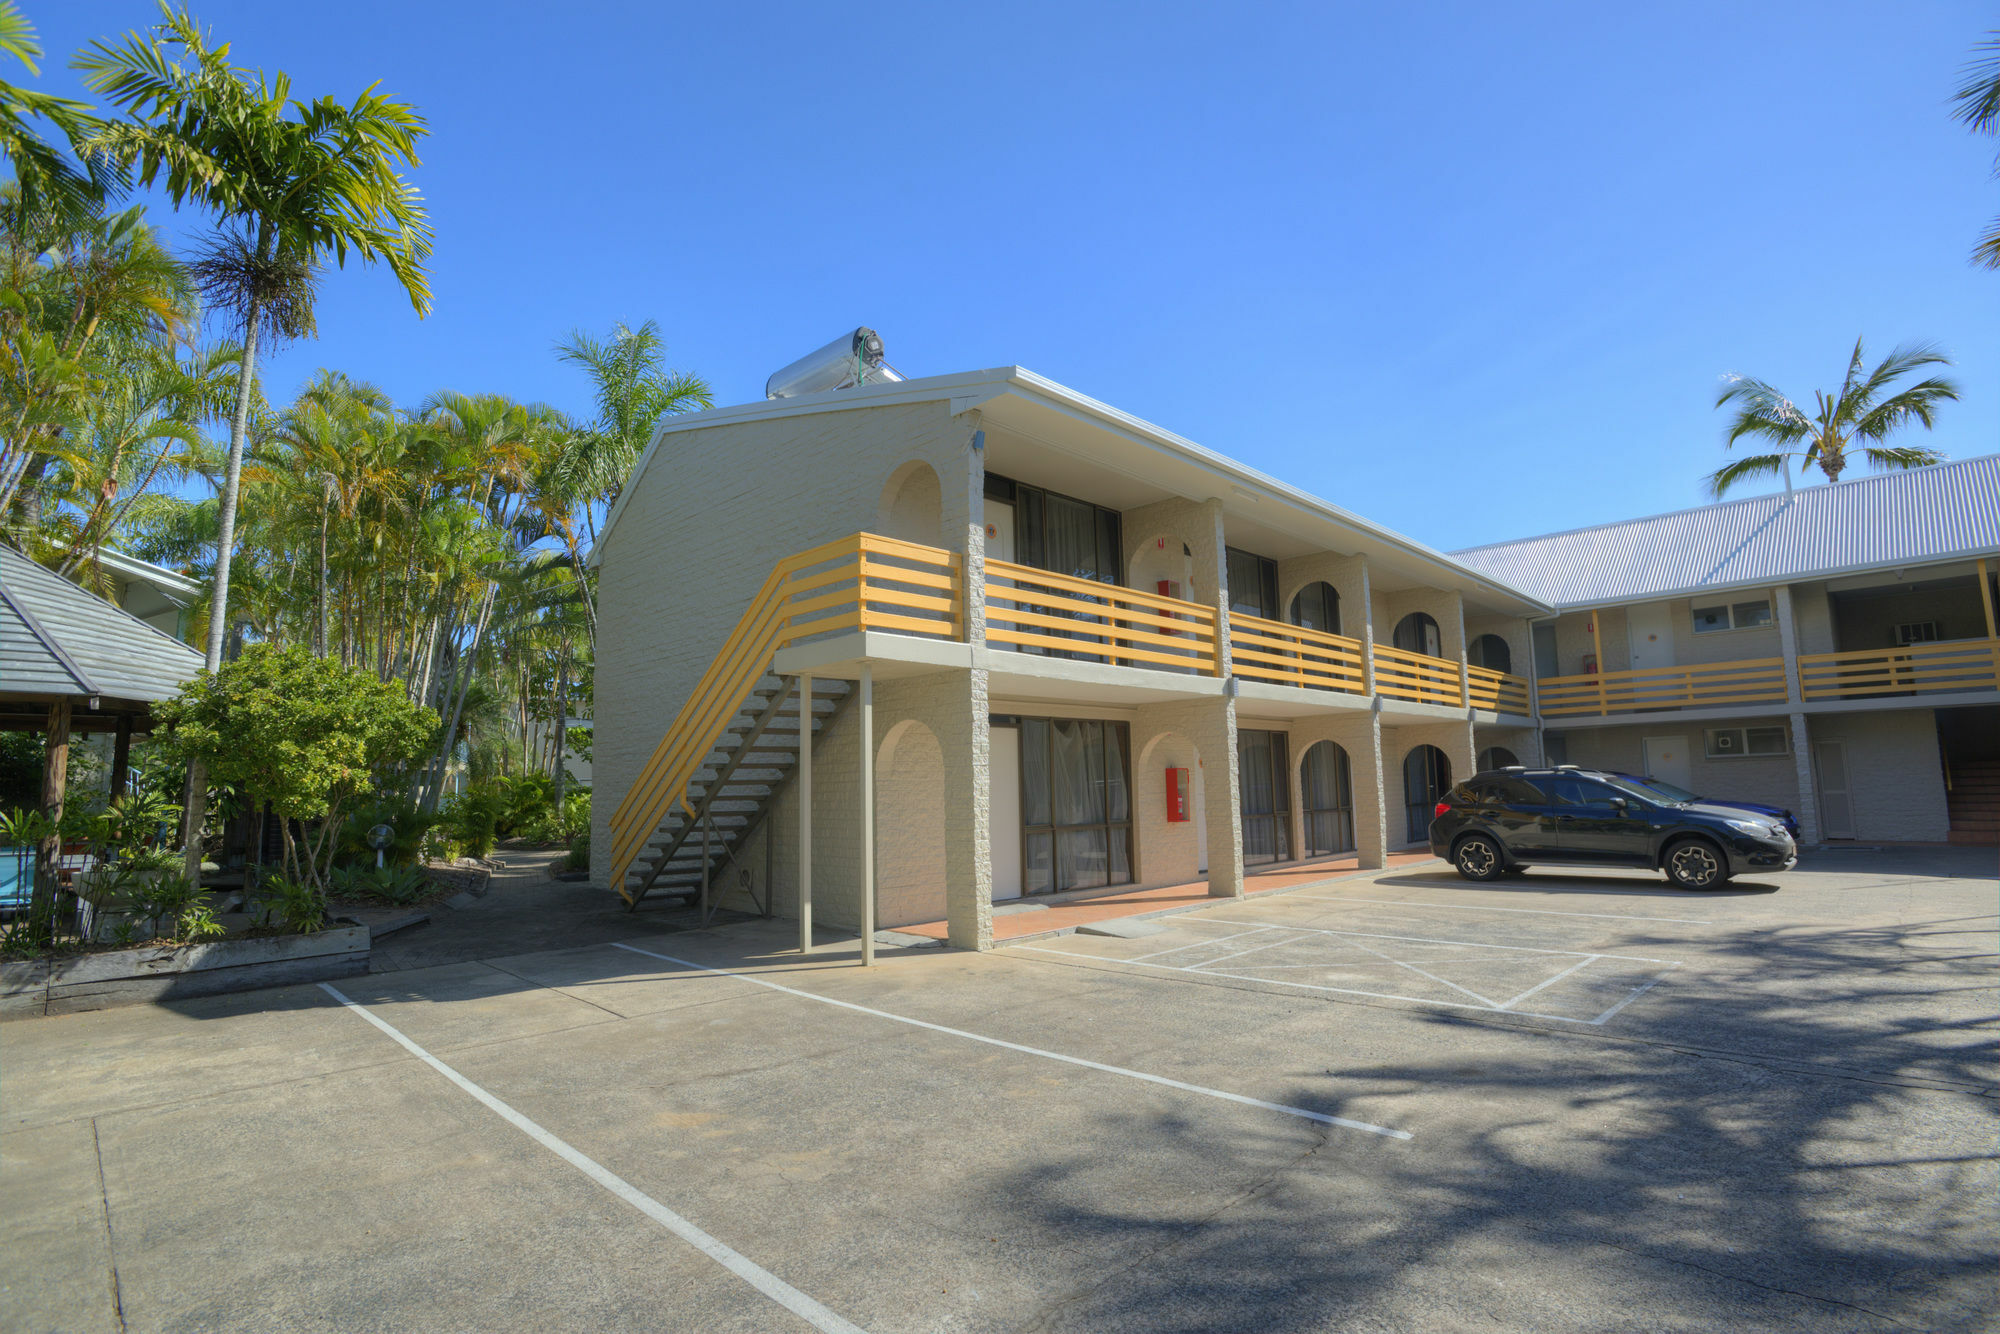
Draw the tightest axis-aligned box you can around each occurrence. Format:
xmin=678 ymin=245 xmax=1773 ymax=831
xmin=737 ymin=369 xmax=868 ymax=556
xmin=985 ymin=913 xmax=1999 ymax=1333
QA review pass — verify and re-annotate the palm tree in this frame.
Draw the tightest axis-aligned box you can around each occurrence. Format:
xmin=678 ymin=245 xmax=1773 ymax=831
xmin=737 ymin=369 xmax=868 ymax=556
xmin=0 ymin=2 xmax=112 ymax=226
xmin=1954 ymin=32 xmax=2000 ymax=270
xmin=1707 ymin=339 xmax=1960 ymax=498
xmin=77 ymin=4 xmax=434 ymax=675
xmin=555 ymin=321 xmax=712 ymax=543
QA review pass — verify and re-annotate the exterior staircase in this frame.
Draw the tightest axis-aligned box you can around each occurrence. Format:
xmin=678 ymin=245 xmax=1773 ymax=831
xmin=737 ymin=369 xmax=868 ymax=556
xmin=1945 ymin=759 xmax=2000 ymax=846
xmin=624 ymin=675 xmax=853 ymax=910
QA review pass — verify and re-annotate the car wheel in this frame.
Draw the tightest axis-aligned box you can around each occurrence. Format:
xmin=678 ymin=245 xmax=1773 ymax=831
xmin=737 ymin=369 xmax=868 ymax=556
xmin=1663 ymin=838 xmax=1730 ymax=890
xmin=1452 ymin=834 xmax=1505 ymax=882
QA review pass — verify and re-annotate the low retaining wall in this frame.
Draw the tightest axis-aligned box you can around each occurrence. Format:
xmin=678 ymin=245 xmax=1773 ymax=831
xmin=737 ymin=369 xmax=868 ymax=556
xmin=0 ymin=925 xmax=370 ymax=1020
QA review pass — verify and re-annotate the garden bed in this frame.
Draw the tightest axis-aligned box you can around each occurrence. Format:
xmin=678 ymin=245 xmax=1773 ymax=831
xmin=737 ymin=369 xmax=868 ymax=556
xmin=0 ymin=924 xmax=369 ymax=1020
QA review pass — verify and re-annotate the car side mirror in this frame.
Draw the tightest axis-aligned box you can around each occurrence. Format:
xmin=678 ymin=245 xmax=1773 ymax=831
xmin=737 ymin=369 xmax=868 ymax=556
xmin=1608 ymin=796 xmax=1628 ymax=811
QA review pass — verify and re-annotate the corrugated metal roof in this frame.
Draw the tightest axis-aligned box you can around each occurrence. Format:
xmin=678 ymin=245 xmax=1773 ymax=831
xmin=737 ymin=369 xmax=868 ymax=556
xmin=1449 ymin=455 xmax=2000 ymax=609
xmin=0 ymin=548 xmax=204 ymax=703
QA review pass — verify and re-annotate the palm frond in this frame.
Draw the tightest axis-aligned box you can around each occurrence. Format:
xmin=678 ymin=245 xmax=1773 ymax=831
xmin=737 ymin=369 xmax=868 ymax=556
xmin=1704 ymin=453 xmax=1792 ymax=499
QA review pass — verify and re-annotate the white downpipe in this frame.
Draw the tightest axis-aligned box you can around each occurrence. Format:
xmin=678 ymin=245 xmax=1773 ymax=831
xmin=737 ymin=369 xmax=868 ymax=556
xmin=858 ymin=664 xmax=875 ymax=968
xmin=798 ymin=671 xmax=813 ymax=954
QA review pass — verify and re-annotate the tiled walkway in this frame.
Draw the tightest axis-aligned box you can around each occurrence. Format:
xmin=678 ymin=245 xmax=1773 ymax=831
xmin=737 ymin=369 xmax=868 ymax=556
xmin=895 ymin=851 xmax=1441 ymax=943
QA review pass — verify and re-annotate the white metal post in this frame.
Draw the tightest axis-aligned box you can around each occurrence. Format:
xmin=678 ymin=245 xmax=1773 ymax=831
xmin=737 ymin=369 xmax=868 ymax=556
xmin=797 ymin=671 xmax=812 ymax=953
xmin=858 ymin=663 xmax=875 ymax=967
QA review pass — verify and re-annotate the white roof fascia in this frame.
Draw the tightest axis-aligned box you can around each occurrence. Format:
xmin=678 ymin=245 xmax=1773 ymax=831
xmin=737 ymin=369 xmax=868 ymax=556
xmin=94 ymin=546 xmax=202 ymax=602
xmin=588 ymin=366 xmax=1553 ymax=615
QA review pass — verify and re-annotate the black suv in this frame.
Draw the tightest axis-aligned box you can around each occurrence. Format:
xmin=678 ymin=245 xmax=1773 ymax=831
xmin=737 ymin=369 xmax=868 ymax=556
xmin=1429 ymin=766 xmax=1798 ymax=889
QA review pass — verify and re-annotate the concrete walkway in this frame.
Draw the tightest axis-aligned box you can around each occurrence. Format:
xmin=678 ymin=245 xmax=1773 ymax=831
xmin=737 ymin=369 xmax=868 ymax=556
xmin=894 ymin=851 xmax=1443 ymax=943
xmin=365 ymin=844 xmax=729 ymax=973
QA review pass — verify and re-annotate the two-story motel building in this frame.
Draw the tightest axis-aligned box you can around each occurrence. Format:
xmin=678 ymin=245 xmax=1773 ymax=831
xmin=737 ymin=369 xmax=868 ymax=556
xmin=589 ymin=364 xmax=2000 ymax=953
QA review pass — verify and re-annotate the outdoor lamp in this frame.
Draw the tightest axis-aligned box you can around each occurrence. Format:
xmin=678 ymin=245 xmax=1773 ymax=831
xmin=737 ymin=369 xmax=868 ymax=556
xmin=366 ymin=823 xmax=394 ymax=869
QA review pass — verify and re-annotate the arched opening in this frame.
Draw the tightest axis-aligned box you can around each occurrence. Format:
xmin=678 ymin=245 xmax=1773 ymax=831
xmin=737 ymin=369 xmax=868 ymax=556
xmin=1136 ymin=729 xmax=1206 ymax=880
xmin=1402 ymin=744 xmax=1451 ymax=844
xmin=1288 ymin=581 xmax=1340 ymax=636
xmin=1468 ymin=634 xmax=1512 ymax=674
xmin=876 ymin=719 xmax=946 ymax=927
xmin=876 ymin=460 xmax=942 ymax=547
xmin=1477 ymin=746 xmax=1520 ymax=772
xmin=1300 ymin=740 xmax=1354 ymax=856
xmin=1393 ymin=612 xmax=1442 ymax=658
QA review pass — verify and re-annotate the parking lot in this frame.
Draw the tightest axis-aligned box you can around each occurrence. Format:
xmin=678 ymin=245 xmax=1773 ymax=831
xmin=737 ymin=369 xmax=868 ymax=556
xmin=4 ymin=848 xmax=1995 ymax=1332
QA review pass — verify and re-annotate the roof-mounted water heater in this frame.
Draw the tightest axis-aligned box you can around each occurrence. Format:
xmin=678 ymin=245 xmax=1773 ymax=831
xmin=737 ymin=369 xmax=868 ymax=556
xmin=764 ymin=327 xmax=905 ymax=399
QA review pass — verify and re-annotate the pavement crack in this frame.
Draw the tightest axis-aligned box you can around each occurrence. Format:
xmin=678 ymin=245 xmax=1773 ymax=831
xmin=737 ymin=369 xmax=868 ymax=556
xmin=90 ymin=1118 xmax=127 ymax=1334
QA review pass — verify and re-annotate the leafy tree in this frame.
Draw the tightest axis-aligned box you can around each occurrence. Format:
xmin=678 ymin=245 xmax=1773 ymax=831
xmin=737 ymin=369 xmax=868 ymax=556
xmin=1706 ymin=339 xmax=1959 ymax=497
xmin=0 ymin=2 xmax=112 ymax=226
xmin=1953 ymin=32 xmax=2000 ymax=270
xmin=151 ymin=643 xmax=436 ymax=893
xmin=77 ymin=3 xmax=434 ymax=673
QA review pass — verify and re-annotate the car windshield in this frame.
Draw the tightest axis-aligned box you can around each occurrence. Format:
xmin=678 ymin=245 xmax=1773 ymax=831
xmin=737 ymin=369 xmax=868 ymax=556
xmin=1599 ymin=774 xmax=1673 ymax=804
xmin=1630 ymin=775 xmax=1698 ymax=804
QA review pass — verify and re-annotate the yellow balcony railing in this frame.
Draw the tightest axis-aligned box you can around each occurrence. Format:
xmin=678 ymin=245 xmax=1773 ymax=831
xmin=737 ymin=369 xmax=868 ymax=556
xmin=1227 ymin=612 xmax=1367 ymax=693
xmin=1468 ymin=665 xmax=1531 ymax=714
xmin=1798 ymin=638 xmax=2000 ymax=701
xmin=1538 ymin=657 xmax=1788 ymax=717
xmin=1373 ymin=645 xmax=1465 ymax=706
xmin=985 ymin=560 xmax=1220 ymax=673
xmin=607 ymin=533 xmax=962 ymax=893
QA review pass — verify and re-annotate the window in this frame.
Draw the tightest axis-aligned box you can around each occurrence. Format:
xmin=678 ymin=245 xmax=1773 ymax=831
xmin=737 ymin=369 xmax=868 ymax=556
xmin=1226 ymin=547 xmax=1279 ymax=619
xmin=1692 ymin=600 xmax=1772 ymax=634
xmin=1238 ymin=728 xmax=1292 ymax=864
xmin=1467 ymin=775 xmax=1545 ymax=805
xmin=1545 ymin=776 xmax=1618 ymax=808
xmin=1705 ymin=725 xmax=1788 ymax=759
xmin=1393 ymin=612 xmax=1443 ymax=658
xmin=1300 ymin=740 xmax=1353 ymax=856
xmin=1019 ymin=718 xmax=1132 ymax=895
xmin=1288 ymin=581 xmax=1340 ymax=635
xmin=1468 ymin=634 xmax=1512 ymax=673
xmin=1895 ymin=621 xmax=1941 ymax=646
xmin=1477 ymin=746 xmax=1519 ymax=772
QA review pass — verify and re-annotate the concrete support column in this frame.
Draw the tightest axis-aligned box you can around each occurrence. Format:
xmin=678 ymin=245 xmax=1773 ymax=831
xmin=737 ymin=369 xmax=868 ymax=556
xmin=858 ymin=664 xmax=875 ymax=967
xmin=1774 ymin=585 xmax=1804 ymax=704
xmin=943 ymin=669 xmax=993 ymax=951
xmin=963 ymin=418 xmax=987 ymax=647
xmin=797 ymin=670 xmax=813 ymax=953
xmin=1133 ymin=696 xmax=1243 ymax=897
xmin=1789 ymin=710 xmax=1822 ymax=845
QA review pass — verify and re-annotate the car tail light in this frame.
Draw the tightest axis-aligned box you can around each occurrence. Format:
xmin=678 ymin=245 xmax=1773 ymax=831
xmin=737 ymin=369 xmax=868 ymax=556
xmin=1434 ymin=801 xmax=1452 ymax=818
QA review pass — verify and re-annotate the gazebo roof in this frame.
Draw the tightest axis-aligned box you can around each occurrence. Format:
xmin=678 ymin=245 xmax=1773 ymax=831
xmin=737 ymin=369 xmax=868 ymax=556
xmin=0 ymin=546 xmax=204 ymax=709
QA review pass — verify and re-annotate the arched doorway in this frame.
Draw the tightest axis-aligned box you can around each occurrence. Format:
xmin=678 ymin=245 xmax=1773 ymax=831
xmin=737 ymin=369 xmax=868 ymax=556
xmin=1394 ymin=612 xmax=1442 ymax=658
xmin=1468 ymin=634 xmax=1512 ymax=674
xmin=1288 ymin=581 xmax=1340 ymax=635
xmin=1402 ymin=744 xmax=1451 ymax=844
xmin=1477 ymin=746 xmax=1520 ymax=772
xmin=1300 ymin=740 xmax=1354 ymax=856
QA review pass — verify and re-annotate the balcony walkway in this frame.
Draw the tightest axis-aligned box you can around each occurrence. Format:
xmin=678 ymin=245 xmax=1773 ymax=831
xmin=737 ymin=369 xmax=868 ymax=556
xmin=892 ymin=851 xmax=1441 ymax=945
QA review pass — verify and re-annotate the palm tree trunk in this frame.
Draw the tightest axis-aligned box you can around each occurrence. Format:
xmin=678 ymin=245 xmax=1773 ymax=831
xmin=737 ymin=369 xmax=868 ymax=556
xmin=182 ymin=284 xmax=265 ymax=884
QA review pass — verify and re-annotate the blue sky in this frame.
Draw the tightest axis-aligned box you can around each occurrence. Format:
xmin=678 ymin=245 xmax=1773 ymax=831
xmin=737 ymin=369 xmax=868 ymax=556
xmin=35 ymin=1 xmax=1999 ymax=553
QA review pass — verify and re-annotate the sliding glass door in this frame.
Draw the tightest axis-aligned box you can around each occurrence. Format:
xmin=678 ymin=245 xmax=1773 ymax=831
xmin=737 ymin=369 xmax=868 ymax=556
xmin=1238 ymin=728 xmax=1292 ymax=865
xmin=1020 ymin=718 xmax=1133 ymax=895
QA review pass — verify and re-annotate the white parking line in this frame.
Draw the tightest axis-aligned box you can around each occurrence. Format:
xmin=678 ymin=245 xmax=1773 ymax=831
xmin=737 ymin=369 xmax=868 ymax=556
xmin=1497 ymin=955 xmax=1601 ymax=1010
xmin=319 ymin=983 xmax=868 ymax=1334
xmin=1197 ymin=918 xmax=1682 ymax=965
xmin=1284 ymin=894 xmax=1713 ymax=925
xmin=1015 ymin=942 xmax=1679 ymax=1028
xmin=1127 ymin=925 xmax=1279 ymax=962
xmin=610 ymin=942 xmax=1411 ymax=1140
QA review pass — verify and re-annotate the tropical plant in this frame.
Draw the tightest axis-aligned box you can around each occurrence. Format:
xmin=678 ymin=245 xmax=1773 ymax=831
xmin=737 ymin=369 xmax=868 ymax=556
xmin=79 ymin=5 xmax=434 ymax=874
xmin=0 ymin=2 xmax=111 ymax=225
xmin=1707 ymin=340 xmax=1960 ymax=497
xmin=254 ymin=870 xmax=324 ymax=934
xmin=151 ymin=644 xmax=437 ymax=892
xmin=1954 ymin=32 xmax=2000 ymax=270
xmin=327 ymin=861 xmax=426 ymax=905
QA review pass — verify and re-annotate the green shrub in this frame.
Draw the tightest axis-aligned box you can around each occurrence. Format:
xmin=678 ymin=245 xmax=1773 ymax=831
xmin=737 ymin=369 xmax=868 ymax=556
xmin=254 ymin=873 xmax=327 ymax=935
xmin=565 ymin=833 xmax=588 ymax=872
xmin=435 ymin=784 xmax=504 ymax=859
xmin=339 ymin=793 xmax=437 ymax=867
